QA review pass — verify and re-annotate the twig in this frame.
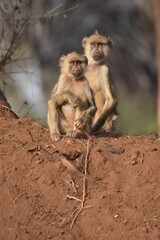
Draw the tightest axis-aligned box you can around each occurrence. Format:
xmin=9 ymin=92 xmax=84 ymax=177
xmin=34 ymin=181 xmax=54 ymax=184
xmin=154 ymin=193 xmax=160 ymax=200
xmin=70 ymin=139 xmax=91 ymax=229
xmin=84 ymin=205 xmax=92 ymax=209
xmin=43 ymin=3 xmax=63 ymax=18
xmin=64 ymin=175 xmax=78 ymax=193
xmin=27 ymin=128 xmax=34 ymax=141
xmin=67 ymin=195 xmax=82 ymax=202
xmin=75 ymin=139 xmax=87 ymax=148
xmin=0 ymin=104 xmax=20 ymax=118
xmin=59 ymin=151 xmax=80 ymax=173
xmin=13 ymin=193 xmax=26 ymax=203
xmin=40 ymin=147 xmax=58 ymax=156
xmin=68 ymin=174 xmax=78 ymax=193
xmin=51 ymin=4 xmax=79 ymax=17
xmin=51 ymin=144 xmax=56 ymax=148
xmin=0 ymin=4 xmax=79 ymax=23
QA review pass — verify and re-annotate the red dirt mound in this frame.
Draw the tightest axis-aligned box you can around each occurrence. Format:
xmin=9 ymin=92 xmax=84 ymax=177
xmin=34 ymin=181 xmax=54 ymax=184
xmin=0 ymin=117 xmax=160 ymax=240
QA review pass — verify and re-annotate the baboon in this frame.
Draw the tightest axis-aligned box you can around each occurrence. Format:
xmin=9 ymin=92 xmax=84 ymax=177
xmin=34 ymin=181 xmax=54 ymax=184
xmin=47 ymin=52 xmax=96 ymax=141
xmin=82 ymin=30 xmax=118 ymax=133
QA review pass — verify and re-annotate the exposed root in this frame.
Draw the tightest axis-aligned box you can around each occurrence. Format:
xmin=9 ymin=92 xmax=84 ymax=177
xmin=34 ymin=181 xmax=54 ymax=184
xmin=64 ymin=175 xmax=79 ymax=193
xmin=0 ymin=104 xmax=20 ymax=119
xmin=12 ymin=193 xmax=26 ymax=204
xmin=67 ymin=195 xmax=82 ymax=202
xmin=70 ymin=139 xmax=91 ymax=229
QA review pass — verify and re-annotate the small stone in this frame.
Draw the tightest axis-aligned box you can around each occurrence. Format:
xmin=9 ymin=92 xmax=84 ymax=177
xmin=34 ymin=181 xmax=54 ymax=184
xmin=151 ymin=148 xmax=158 ymax=151
xmin=106 ymin=144 xmax=124 ymax=154
xmin=131 ymin=160 xmax=137 ymax=165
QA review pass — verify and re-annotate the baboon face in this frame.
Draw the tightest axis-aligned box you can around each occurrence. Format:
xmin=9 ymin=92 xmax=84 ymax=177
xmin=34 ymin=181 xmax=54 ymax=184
xmin=69 ymin=60 xmax=83 ymax=78
xmin=90 ymin=42 xmax=105 ymax=61
xmin=90 ymin=38 xmax=112 ymax=61
xmin=82 ymin=31 xmax=113 ymax=63
xmin=60 ymin=52 xmax=87 ymax=79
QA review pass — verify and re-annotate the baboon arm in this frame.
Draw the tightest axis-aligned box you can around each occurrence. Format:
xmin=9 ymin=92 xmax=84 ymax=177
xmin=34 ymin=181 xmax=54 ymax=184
xmin=47 ymin=77 xmax=67 ymax=136
xmin=53 ymin=90 xmax=79 ymax=108
xmin=51 ymin=83 xmax=58 ymax=97
xmin=52 ymin=76 xmax=79 ymax=107
xmin=92 ymin=103 xmax=117 ymax=132
xmin=47 ymin=99 xmax=60 ymax=135
xmin=84 ymin=101 xmax=97 ymax=117
xmin=92 ymin=66 xmax=117 ymax=132
xmin=84 ymin=80 xmax=97 ymax=116
xmin=53 ymin=91 xmax=72 ymax=106
xmin=48 ymin=89 xmax=78 ymax=134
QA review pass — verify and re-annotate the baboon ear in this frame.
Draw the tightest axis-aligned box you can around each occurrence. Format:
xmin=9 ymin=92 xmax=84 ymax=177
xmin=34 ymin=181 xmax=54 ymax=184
xmin=95 ymin=30 xmax=99 ymax=35
xmin=84 ymin=56 xmax=88 ymax=65
xmin=59 ymin=55 xmax=65 ymax=66
xmin=82 ymin=37 xmax=88 ymax=48
xmin=108 ymin=37 xmax=113 ymax=46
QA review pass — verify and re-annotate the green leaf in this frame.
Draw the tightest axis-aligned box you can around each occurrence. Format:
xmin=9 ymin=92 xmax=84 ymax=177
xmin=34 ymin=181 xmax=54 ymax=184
xmin=15 ymin=20 xmax=20 ymax=28
xmin=48 ymin=13 xmax=54 ymax=18
xmin=39 ymin=17 xmax=46 ymax=26
xmin=24 ymin=101 xmax=28 ymax=105
xmin=63 ymin=14 xmax=68 ymax=19
xmin=15 ymin=5 xmax=19 ymax=11
xmin=4 ymin=4 xmax=8 ymax=9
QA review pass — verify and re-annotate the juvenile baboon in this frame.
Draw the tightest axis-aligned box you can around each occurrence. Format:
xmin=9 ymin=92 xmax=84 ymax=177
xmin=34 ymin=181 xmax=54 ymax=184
xmin=82 ymin=30 xmax=118 ymax=133
xmin=47 ymin=52 xmax=96 ymax=141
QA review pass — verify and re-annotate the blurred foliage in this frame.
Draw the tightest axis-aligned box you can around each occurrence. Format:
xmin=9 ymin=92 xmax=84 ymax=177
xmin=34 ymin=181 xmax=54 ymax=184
xmin=116 ymin=95 xmax=157 ymax=135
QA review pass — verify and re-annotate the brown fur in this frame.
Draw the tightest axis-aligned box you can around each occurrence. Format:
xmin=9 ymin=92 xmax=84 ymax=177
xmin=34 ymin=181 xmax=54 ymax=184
xmin=47 ymin=52 xmax=96 ymax=141
xmin=82 ymin=31 xmax=117 ymax=132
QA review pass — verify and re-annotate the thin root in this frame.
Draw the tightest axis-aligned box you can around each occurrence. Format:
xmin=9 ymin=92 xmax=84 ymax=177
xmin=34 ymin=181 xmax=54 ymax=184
xmin=70 ymin=139 xmax=91 ymax=229
xmin=13 ymin=193 xmax=26 ymax=204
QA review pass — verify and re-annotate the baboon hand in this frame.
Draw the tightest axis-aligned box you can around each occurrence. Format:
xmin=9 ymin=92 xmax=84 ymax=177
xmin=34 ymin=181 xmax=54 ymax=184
xmin=75 ymin=112 xmax=90 ymax=130
xmin=67 ymin=130 xmax=79 ymax=138
xmin=51 ymin=133 xmax=61 ymax=142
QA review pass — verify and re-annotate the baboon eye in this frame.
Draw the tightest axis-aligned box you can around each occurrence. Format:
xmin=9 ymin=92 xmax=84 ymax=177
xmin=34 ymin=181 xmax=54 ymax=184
xmin=70 ymin=61 xmax=75 ymax=65
xmin=77 ymin=61 xmax=81 ymax=65
xmin=91 ymin=42 xmax=97 ymax=47
xmin=98 ymin=43 xmax=103 ymax=47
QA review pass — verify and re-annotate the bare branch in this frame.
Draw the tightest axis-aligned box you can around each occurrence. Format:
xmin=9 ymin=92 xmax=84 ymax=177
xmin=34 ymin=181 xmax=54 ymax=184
xmin=43 ymin=3 xmax=63 ymax=18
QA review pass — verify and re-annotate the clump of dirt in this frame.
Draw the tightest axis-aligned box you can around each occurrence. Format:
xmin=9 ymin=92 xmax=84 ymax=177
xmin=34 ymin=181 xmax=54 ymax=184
xmin=0 ymin=116 xmax=160 ymax=240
